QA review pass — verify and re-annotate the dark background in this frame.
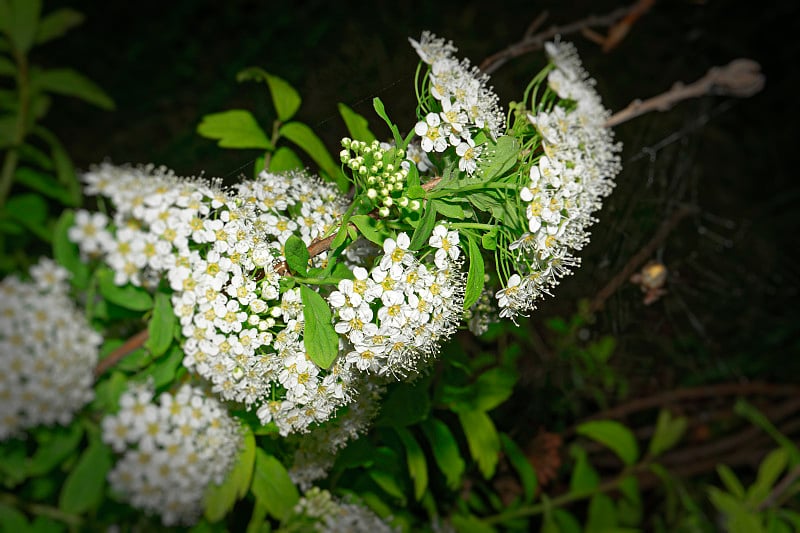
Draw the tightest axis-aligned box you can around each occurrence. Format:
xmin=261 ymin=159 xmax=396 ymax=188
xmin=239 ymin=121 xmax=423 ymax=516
xmin=40 ymin=0 xmax=800 ymax=405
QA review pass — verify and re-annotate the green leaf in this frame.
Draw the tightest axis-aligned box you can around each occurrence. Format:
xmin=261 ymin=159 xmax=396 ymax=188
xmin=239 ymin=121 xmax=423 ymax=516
xmin=648 ymin=409 xmax=688 ymax=457
xmin=394 ymin=427 xmax=428 ymax=501
xmin=13 ymin=168 xmax=74 ymax=205
xmin=251 ymin=449 xmax=299 ymax=521
xmin=458 ymin=409 xmax=500 ymax=479
xmin=2 ymin=0 xmax=41 ymax=54
xmin=198 ymin=110 xmax=273 ymax=149
xmin=33 ymin=68 xmax=114 ymax=110
xmin=300 ymin=285 xmax=339 ymax=369
xmin=372 ymin=97 xmax=403 ymax=147
xmin=617 ymin=475 xmax=643 ymax=527
xmin=444 ymin=367 xmax=517 ymax=413
xmin=747 ymin=448 xmax=789 ymax=506
xmin=3 ymin=192 xmax=50 ymax=241
xmin=481 ymin=227 xmax=498 ymax=250
xmin=58 ymin=436 xmax=111 ymax=514
xmin=420 ymin=418 xmax=464 ymax=490
xmin=283 ymin=235 xmax=309 ymax=276
xmin=434 ymin=201 xmax=465 ymax=219
xmin=35 ymin=8 xmax=84 ymax=45
xmin=350 ymin=214 xmax=386 ymax=246
xmin=204 ymin=425 xmax=255 ymax=522
xmin=97 ymin=268 xmax=153 ymax=311
xmin=475 ymin=136 xmax=519 ymax=181
xmin=375 ymin=380 xmax=430 ymax=428
xmin=586 ymin=493 xmax=617 ymax=533
xmin=576 ymin=420 xmax=639 ymax=466
xmin=709 ymin=486 xmax=765 ymax=533
xmin=145 ymin=292 xmax=175 ymax=357
xmin=451 ymin=514 xmax=496 ymax=533
xmin=368 ymin=447 xmax=407 ymax=504
xmin=279 ymin=121 xmax=346 ymax=191
xmin=569 ymin=445 xmax=599 ymax=493
xmin=463 ymin=236 xmax=485 ymax=310
xmin=268 ymin=146 xmax=303 ymax=172
xmin=53 ymin=210 xmax=89 ymax=288
xmin=716 ymin=464 xmax=746 ymax=499
xmin=0 ymin=503 xmax=29 ymax=531
xmin=90 ymin=371 xmax=126 ymax=412
xmin=410 ymin=199 xmax=437 ymax=251
xmin=0 ymin=56 xmax=16 ymax=77
xmin=27 ymin=424 xmax=84 ymax=477
xmin=338 ymin=102 xmax=376 ymax=142
xmin=139 ymin=344 xmax=184 ymax=389
xmin=237 ymin=67 xmax=301 ymax=122
xmin=500 ymin=433 xmax=537 ymax=503
xmin=33 ymin=126 xmax=81 ymax=206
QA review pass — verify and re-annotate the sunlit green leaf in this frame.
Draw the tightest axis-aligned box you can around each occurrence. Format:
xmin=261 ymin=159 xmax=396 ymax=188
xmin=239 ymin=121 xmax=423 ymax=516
xmin=475 ymin=136 xmax=519 ymax=181
xmin=284 ymin=235 xmax=309 ymax=276
xmin=350 ymin=214 xmax=386 ymax=246
xmin=716 ymin=464 xmax=745 ymax=499
xmin=268 ymin=146 xmax=303 ymax=172
xmin=251 ymin=449 xmax=299 ymax=521
xmin=747 ymin=448 xmax=789 ymax=506
xmin=463 ymin=236 xmax=485 ymax=310
xmin=410 ymin=199 xmax=437 ymax=250
xmin=459 ymin=409 xmax=500 ymax=479
xmin=648 ymin=409 xmax=688 ymax=457
xmin=238 ymin=67 xmax=301 ymax=122
xmin=300 ymin=285 xmax=339 ymax=369
xmin=373 ymin=97 xmax=403 ymax=147
xmin=569 ymin=445 xmax=599 ymax=494
xmin=279 ymin=121 xmax=346 ymax=190
xmin=198 ymin=110 xmax=273 ymax=149
xmin=338 ymin=102 xmax=376 ymax=142
xmin=576 ymin=420 xmax=639 ymax=466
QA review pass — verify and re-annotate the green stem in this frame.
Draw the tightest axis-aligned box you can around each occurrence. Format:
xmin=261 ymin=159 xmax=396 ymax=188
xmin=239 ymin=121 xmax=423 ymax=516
xmin=450 ymin=222 xmax=495 ymax=231
xmin=483 ymin=462 xmax=648 ymax=526
xmin=429 ymin=183 xmax=518 ymax=198
xmin=0 ymin=49 xmax=30 ymax=208
xmin=0 ymin=493 xmax=83 ymax=527
xmin=295 ymin=277 xmax=340 ymax=286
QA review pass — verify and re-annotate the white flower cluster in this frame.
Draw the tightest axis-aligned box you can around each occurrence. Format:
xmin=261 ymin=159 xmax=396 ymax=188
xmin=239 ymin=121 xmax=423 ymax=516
xmin=282 ymin=487 xmax=398 ymax=533
xmin=289 ymin=379 xmax=384 ymax=489
xmin=329 ymin=226 xmax=465 ymax=378
xmin=497 ymin=41 xmax=622 ymax=319
xmin=0 ymin=259 xmax=100 ymax=440
xmin=409 ymin=31 xmax=506 ymax=174
xmin=101 ymin=382 xmax=242 ymax=526
xmin=70 ymin=164 xmax=360 ymax=435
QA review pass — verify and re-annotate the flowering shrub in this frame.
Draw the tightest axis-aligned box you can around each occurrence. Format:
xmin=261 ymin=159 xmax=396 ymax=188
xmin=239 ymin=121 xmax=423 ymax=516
xmin=1 ymin=18 xmax=776 ymax=533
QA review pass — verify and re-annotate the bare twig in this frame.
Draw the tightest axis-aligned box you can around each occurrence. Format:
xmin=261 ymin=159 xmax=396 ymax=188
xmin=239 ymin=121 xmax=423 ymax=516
xmin=600 ymin=0 xmax=655 ymax=53
xmin=94 ymin=329 xmax=149 ymax=378
xmin=589 ymin=205 xmax=697 ymax=313
xmin=605 ymin=59 xmax=765 ymax=127
xmin=479 ymin=3 xmax=639 ymax=74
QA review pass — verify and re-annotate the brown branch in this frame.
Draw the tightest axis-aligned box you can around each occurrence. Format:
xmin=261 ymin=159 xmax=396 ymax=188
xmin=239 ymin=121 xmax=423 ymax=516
xmin=589 ymin=205 xmax=697 ymax=313
xmin=605 ymin=59 xmax=765 ymax=127
xmin=94 ymin=329 xmax=149 ymax=379
xmin=479 ymin=3 xmax=639 ymax=74
xmin=581 ymin=381 xmax=800 ymax=422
